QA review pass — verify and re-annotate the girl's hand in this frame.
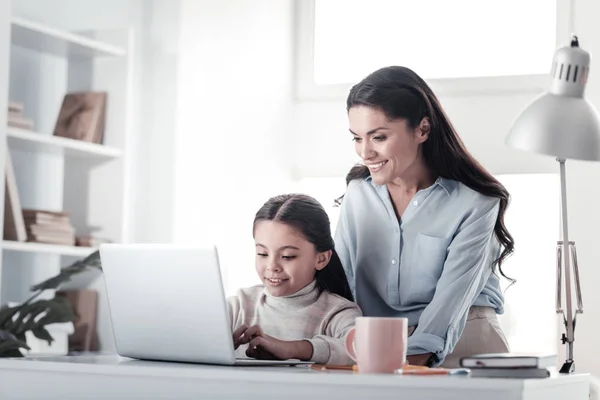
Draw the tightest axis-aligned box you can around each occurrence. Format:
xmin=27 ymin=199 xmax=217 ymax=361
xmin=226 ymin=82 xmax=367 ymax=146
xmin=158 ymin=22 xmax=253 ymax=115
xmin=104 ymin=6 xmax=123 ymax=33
xmin=232 ymin=324 xmax=249 ymax=350
xmin=241 ymin=325 xmax=313 ymax=361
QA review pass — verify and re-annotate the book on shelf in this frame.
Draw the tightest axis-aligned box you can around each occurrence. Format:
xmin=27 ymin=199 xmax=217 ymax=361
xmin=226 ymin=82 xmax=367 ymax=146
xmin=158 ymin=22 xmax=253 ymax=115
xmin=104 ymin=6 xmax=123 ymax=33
xmin=6 ymin=100 xmax=35 ymax=131
xmin=56 ymin=290 xmax=99 ymax=352
xmin=75 ymin=235 xmax=110 ymax=248
xmin=22 ymin=209 xmax=76 ymax=246
xmin=8 ymin=100 xmax=23 ymax=114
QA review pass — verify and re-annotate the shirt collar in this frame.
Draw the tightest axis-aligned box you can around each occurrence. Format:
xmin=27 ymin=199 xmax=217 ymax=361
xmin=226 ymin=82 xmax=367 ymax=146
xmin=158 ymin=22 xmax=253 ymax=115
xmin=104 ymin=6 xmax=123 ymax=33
xmin=435 ymin=176 xmax=456 ymax=195
xmin=366 ymin=175 xmax=456 ymax=196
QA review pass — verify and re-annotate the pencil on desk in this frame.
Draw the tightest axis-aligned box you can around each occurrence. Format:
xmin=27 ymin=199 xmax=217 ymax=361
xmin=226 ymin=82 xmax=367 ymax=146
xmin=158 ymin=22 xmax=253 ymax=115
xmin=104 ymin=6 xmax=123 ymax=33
xmin=310 ymin=364 xmax=355 ymax=371
xmin=311 ymin=364 xmax=430 ymax=372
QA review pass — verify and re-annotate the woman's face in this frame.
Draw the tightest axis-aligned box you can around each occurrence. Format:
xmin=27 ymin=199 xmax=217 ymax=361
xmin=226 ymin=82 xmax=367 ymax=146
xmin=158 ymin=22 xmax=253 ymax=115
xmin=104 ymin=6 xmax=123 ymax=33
xmin=348 ymin=106 xmax=428 ymax=185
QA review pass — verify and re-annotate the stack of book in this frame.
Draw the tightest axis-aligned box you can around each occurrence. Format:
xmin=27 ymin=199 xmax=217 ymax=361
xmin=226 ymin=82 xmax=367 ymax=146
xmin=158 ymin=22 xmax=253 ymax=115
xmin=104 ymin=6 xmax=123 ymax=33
xmin=23 ymin=209 xmax=76 ymax=246
xmin=7 ymin=101 xmax=34 ymax=130
xmin=461 ymin=353 xmax=557 ymax=379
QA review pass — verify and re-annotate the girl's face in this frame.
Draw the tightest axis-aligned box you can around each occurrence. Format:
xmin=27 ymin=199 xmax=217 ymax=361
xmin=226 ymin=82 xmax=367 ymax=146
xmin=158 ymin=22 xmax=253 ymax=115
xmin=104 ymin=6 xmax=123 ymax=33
xmin=348 ymin=106 xmax=429 ymax=186
xmin=254 ymin=221 xmax=331 ymax=297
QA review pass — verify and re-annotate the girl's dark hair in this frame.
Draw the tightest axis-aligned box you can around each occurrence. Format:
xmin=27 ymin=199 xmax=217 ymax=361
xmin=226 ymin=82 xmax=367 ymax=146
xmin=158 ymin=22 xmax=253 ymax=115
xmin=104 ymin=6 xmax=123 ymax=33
xmin=254 ymin=194 xmax=354 ymax=301
xmin=339 ymin=66 xmax=515 ymax=281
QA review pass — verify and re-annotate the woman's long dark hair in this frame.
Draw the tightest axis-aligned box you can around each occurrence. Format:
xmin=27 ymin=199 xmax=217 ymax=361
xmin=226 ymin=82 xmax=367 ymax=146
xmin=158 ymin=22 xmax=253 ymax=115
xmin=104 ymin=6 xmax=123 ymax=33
xmin=339 ymin=66 xmax=515 ymax=281
xmin=254 ymin=194 xmax=354 ymax=301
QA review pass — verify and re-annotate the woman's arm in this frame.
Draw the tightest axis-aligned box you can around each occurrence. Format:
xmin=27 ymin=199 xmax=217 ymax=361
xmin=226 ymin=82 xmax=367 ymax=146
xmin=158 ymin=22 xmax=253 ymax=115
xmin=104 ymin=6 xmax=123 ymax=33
xmin=308 ymin=304 xmax=363 ymax=365
xmin=407 ymin=197 xmax=501 ymax=366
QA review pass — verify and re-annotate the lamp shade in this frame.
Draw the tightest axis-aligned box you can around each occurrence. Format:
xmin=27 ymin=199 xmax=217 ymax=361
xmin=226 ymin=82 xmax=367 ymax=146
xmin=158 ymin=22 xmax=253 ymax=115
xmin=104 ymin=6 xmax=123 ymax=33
xmin=506 ymin=36 xmax=600 ymax=161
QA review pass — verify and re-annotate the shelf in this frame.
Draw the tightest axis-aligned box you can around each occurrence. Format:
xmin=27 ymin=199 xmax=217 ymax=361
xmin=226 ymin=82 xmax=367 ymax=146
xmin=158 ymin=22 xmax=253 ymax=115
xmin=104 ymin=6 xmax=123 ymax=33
xmin=2 ymin=241 xmax=96 ymax=258
xmin=6 ymin=127 xmax=123 ymax=161
xmin=10 ymin=16 xmax=126 ymax=59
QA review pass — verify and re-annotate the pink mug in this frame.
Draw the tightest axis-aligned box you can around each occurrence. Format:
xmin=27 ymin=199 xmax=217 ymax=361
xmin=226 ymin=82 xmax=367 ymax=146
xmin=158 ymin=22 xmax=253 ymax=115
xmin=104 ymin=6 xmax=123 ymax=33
xmin=345 ymin=317 xmax=408 ymax=374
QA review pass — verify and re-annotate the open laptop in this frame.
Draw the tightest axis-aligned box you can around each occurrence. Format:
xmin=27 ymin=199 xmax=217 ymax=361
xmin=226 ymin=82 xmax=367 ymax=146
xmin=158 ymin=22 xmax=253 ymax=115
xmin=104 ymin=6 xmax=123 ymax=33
xmin=99 ymin=243 xmax=312 ymax=366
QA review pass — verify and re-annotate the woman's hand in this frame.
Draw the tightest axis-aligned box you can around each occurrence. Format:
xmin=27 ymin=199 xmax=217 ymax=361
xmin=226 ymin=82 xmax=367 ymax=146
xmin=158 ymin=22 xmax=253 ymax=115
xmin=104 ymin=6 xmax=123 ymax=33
xmin=407 ymin=353 xmax=434 ymax=366
xmin=239 ymin=324 xmax=313 ymax=361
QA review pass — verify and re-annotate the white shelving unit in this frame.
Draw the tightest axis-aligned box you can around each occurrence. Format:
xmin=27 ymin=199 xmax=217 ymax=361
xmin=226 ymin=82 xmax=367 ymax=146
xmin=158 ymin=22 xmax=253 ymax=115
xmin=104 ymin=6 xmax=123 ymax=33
xmin=10 ymin=16 xmax=126 ymax=58
xmin=2 ymin=240 xmax=97 ymax=258
xmin=0 ymin=0 xmax=134 ymax=354
xmin=7 ymin=127 xmax=123 ymax=160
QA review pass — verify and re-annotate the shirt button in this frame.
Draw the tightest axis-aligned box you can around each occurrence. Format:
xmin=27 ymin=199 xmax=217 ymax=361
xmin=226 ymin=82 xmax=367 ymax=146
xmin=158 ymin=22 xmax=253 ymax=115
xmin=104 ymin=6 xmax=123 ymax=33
xmin=392 ymin=259 xmax=397 ymax=264
xmin=413 ymin=200 xmax=419 ymax=206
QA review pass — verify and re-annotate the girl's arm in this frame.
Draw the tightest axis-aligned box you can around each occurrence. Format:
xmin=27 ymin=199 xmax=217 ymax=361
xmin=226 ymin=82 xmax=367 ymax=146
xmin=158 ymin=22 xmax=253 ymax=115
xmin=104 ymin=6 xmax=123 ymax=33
xmin=226 ymin=295 xmax=240 ymax=330
xmin=308 ymin=304 xmax=363 ymax=365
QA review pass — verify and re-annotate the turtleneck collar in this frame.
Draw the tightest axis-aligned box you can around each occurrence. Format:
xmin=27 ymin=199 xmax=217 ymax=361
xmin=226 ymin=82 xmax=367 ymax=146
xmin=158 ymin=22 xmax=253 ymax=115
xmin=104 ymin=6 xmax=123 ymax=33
xmin=262 ymin=280 xmax=320 ymax=310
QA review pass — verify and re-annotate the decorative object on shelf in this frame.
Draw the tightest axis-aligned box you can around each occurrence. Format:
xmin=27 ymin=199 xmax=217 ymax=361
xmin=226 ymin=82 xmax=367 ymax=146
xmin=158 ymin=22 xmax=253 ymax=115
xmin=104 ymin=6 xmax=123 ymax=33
xmin=53 ymin=91 xmax=107 ymax=144
xmin=3 ymin=149 xmax=26 ymax=242
xmin=56 ymin=289 xmax=98 ymax=352
xmin=0 ymin=250 xmax=101 ymax=357
xmin=6 ymin=100 xmax=34 ymax=131
xmin=22 ymin=209 xmax=76 ymax=246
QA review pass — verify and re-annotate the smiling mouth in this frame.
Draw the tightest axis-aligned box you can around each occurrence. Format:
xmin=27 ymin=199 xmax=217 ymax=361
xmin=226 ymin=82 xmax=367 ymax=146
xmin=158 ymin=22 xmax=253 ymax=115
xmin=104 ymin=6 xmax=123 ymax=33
xmin=366 ymin=160 xmax=388 ymax=172
xmin=265 ymin=278 xmax=289 ymax=285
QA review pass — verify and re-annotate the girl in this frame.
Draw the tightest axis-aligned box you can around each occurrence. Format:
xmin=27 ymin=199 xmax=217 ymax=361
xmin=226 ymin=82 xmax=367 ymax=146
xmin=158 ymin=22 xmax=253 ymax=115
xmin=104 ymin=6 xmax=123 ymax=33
xmin=227 ymin=194 xmax=361 ymax=365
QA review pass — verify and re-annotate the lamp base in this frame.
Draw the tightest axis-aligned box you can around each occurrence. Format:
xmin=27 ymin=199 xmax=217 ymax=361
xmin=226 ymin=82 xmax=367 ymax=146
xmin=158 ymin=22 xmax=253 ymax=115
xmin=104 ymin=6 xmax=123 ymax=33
xmin=560 ymin=359 xmax=575 ymax=374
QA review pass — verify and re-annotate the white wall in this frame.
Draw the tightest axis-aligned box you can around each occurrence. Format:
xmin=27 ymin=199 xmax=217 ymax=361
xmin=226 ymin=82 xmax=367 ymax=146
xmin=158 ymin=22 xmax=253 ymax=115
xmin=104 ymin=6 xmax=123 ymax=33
xmin=291 ymin=94 xmax=557 ymax=178
xmin=172 ymin=0 xmax=295 ymax=295
xmin=134 ymin=0 xmax=181 ymax=243
xmin=564 ymin=1 xmax=600 ymax=374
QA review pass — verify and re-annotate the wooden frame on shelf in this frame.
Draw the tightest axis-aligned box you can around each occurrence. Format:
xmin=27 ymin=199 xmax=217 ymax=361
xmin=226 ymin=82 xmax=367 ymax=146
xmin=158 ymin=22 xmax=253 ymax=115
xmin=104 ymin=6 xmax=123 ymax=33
xmin=3 ymin=148 xmax=25 ymax=242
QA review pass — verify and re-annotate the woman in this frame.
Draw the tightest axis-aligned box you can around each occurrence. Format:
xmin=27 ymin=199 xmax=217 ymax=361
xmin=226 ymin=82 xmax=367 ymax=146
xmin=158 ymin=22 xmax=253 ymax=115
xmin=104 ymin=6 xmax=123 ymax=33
xmin=334 ymin=66 xmax=513 ymax=368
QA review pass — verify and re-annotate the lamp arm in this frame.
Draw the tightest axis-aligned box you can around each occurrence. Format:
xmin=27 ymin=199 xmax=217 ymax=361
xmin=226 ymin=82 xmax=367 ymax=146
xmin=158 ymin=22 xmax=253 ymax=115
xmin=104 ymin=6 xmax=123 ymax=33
xmin=557 ymin=158 xmax=582 ymax=374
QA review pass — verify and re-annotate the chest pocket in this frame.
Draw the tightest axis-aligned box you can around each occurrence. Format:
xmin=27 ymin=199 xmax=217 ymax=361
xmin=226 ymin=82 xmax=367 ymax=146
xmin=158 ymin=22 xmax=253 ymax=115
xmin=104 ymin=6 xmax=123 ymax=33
xmin=406 ymin=233 xmax=450 ymax=302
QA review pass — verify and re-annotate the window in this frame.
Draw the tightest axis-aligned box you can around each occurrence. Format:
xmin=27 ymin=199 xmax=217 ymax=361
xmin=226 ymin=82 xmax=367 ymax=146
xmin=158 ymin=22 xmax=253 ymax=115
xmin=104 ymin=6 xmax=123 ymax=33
xmin=297 ymin=174 xmax=559 ymax=355
xmin=296 ymin=0 xmax=568 ymax=99
xmin=495 ymin=173 xmax=559 ymax=355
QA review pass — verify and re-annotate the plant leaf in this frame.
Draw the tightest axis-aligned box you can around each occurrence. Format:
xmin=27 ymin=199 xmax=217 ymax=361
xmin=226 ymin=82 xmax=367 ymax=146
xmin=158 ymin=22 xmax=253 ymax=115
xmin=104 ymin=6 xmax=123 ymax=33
xmin=30 ymin=250 xmax=102 ymax=292
xmin=0 ymin=329 xmax=17 ymax=341
xmin=0 ymin=304 xmax=20 ymax=330
xmin=12 ymin=297 xmax=75 ymax=336
xmin=12 ymin=301 xmax=48 ymax=335
xmin=36 ymin=297 xmax=76 ymax=327
xmin=29 ymin=272 xmax=73 ymax=292
xmin=0 ymin=329 xmax=30 ymax=357
xmin=31 ymin=327 xmax=53 ymax=345
xmin=0 ymin=348 xmax=24 ymax=358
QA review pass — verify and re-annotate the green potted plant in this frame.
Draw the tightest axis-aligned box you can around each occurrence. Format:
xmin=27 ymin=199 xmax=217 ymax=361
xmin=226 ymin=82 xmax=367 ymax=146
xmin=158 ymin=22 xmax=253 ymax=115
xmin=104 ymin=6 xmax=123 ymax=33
xmin=0 ymin=250 xmax=102 ymax=357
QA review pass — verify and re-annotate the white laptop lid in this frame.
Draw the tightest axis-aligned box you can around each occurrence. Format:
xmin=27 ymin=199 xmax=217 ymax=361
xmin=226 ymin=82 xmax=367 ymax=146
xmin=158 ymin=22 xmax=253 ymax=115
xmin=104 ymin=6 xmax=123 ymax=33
xmin=99 ymin=243 xmax=236 ymax=365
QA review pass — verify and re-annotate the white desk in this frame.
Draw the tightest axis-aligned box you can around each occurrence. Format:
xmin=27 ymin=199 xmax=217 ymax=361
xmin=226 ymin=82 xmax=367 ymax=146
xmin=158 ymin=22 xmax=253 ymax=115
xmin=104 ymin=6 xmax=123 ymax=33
xmin=0 ymin=355 xmax=589 ymax=400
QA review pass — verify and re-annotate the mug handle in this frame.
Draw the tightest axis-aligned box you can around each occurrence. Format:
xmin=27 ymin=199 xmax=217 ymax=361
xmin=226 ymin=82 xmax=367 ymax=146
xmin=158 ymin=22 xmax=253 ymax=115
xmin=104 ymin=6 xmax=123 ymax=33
xmin=345 ymin=327 xmax=357 ymax=362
